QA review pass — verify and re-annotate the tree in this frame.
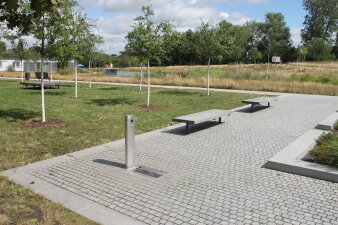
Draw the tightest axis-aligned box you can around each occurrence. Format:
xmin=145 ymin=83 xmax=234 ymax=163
xmin=295 ymin=46 xmax=308 ymax=62
xmin=306 ymin=38 xmax=334 ymax=61
xmin=33 ymin=0 xmax=103 ymax=68
xmin=0 ymin=0 xmax=61 ymax=34
xmin=197 ymin=22 xmax=222 ymax=95
xmin=301 ymin=0 xmax=337 ymax=44
xmin=1 ymin=0 xmax=61 ymax=123
xmin=230 ymin=25 xmax=249 ymax=74
xmin=125 ymin=4 xmax=162 ymax=106
xmin=260 ymin=13 xmax=292 ymax=62
xmin=216 ymin=21 xmax=236 ymax=64
xmin=248 ymin=47 xmax=262 ymax=64
xmin=0 ymin=41 xmax=6 ymax=59
xmin=157 ymin=21 xmax=181 ymax=66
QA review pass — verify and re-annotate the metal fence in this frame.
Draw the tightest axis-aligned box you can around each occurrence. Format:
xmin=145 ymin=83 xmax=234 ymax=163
xmin=24 ymin=61 xmax=58 ymax=72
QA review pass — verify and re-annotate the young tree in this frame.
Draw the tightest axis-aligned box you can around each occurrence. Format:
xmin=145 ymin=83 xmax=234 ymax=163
xmin=125 ymin=4 xmax=162 ymax=106
xmin=1 ymin=0 xmax=61 ymax=123
xmin=231 ymin=25 xmax=249 ymax=75
xmin=198 ymin=22 xmax=222 ymax=96
xmin=301 ymin=0 xmax=337 ymax=44
xmin=295 ymin=46 xmax=308 ymax=62
xmin=248 ymin=47 xmax=262 ymax=64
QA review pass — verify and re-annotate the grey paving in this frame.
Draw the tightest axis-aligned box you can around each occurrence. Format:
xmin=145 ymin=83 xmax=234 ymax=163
xmin=2 ymin=94 xmax=338 ymax=225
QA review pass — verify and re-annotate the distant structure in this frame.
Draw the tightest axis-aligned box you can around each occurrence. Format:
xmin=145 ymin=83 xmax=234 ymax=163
xmin=0 ymin=59 xmax=23 ymax=72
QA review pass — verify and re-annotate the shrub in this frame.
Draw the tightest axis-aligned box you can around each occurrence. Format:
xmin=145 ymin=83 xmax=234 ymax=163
xmin=6 ymin=65 xmax=14 ymax=72
xmin=58 ymin=68 xmax=73 ymax=75
xmin=310 ymin=124 xmax=338 ymax=168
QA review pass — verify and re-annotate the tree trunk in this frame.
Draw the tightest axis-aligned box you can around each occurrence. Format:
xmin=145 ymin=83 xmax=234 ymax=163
xmin=21 ymin=60 xmax=24 ymax=82
xmin=139 ymin=62 xmax=143 ymax=91
xmin=75 ymin=60 xmax=78 ymax=98
xmin=207 ymin=57 xmax=210 ymax=96
xmin=41 ymin=14 xmax=46 ymax=123
xmin=147 ymin=60 xmax=150 ymax=106
xmin=89 ymin=60 xmax=92 ymax=88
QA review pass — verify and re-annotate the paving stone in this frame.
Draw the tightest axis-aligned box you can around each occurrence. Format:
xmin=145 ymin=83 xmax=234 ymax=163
xmin=20 ymin=94 xmax=338 ymax=225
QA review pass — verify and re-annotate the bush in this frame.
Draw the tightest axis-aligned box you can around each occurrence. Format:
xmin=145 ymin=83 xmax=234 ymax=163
xmin=309 ymin=123 xmax=338 ymax=168
xmin=57 ymin=68 xmax=73 ymax=75
xmin=6 ymin=65 xmax=14 ymax=72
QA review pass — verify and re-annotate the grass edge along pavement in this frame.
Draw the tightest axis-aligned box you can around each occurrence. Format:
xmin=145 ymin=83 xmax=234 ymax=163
xmin=1 ymin=61 xmax=338 ymax=96
xmin=308 ymin=122 xmax=338 ymax=168
xmin=0 ymin=79 xmax=259 ymax=225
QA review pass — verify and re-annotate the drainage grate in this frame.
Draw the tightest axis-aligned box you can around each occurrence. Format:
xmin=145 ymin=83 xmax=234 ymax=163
xmin=134 ymin=166 xmax=167 ymax=178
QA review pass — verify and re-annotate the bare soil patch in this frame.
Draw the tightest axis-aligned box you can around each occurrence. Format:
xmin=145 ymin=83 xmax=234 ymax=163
xmin=26 ymin=119 xmax=66 ymax=129
xmin=138 ymin=104 xmax=162 ymax=111
xmin=21 ymin=205 xmax=44 ymax=223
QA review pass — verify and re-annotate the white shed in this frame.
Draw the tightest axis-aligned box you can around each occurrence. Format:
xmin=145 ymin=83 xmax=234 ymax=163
xmin=0 ymin=59 xmax=23 ymax=72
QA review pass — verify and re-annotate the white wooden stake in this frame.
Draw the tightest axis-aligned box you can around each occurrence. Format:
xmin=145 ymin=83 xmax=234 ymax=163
xmin=50 ymin=60 xmax=53 ymax=81
xmin=207 ymin=57 xmax=210 ymax=96
xmin=21 ymin=60 xmax=24 ymax=82
xmin=139 ymin=63 xmax=143 ymax=91
xmin=147 ymin=60 xmax=150 ymax=106
xmin=89 ymin=61 xmax=92 ymax=89
xmin=75 ymin=60 xmax=78 ymax=98
xmin=41 ymin=60 xmax=46 ymax=123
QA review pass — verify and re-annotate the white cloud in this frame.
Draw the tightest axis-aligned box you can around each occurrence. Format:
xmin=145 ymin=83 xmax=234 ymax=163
xmin=81 ymin=0 xmax=168 ymax=12
xmin=218 ymin=0 xmax=271 ymax=6
xmin=155 ymin=0 xmax=220 ymax=29
xmin=291 ymin=28 xmax=302 ymax=47
xmin=220 ymin=12 xmax=251 ymax=25
xmin=79 ymin=0 xmax=257 ymax=54
xmin=93 ymin=15 xmax=135 ymax=53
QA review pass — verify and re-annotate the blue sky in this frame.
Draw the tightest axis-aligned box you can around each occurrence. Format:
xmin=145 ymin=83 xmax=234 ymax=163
xmin=78 ymin=0 xmax=307 ymax=54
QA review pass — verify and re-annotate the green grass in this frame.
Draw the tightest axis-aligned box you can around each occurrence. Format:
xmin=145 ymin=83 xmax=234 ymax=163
xmin=290 ymin=74 xmax=338 ymax=85
xmin=0 ymin=79 xmax=257 ymax=224
xmin=309 ymin=123 xmax=338 ymax=168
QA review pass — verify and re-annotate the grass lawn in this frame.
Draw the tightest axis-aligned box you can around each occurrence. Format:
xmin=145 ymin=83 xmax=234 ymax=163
xmin=309 ymin=123 xmax=338 ymax=168
xmin=0 ymin=79 xmax=257 ymax=224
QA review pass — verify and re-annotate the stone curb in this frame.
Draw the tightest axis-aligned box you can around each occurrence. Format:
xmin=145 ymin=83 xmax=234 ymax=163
xmin=265 ymin=129 xmax=338 ymax=183
xmin=315 ymin=112 xmax=338 ymax=131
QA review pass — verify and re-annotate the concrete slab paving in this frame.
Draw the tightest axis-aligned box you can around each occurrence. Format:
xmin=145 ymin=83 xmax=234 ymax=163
xmin=2 ymin=94 xmax=338 ymax=225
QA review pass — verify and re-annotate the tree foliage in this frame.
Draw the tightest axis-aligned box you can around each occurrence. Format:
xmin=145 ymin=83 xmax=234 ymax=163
xmin=0 ymin=0 xmax=61 ymax=34
xmin=301 ymin=0 xmax=338 ymax=44
xmin=125 ymin=5 xmax=162 ymax=64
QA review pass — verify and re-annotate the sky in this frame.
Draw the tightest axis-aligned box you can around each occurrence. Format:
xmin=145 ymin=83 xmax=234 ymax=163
xmin=59 ymin=0 xmax=310 ymax=55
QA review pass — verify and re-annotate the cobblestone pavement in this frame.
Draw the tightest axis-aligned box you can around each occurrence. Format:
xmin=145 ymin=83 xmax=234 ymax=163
xmin=30 ymin=94 xmax=338 ymax=225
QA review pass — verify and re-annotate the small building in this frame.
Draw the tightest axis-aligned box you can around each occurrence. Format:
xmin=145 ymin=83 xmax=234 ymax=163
xmin=0 ymin=59 xmax=23 ymax=72
xmin=0 ymin=59 xmax=59 ymax=72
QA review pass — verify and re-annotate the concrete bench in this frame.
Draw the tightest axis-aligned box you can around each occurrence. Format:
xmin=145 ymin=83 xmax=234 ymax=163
xmin=315 ymin=112 xmax=338 ymax=131
xmin=242 ymin=96 xmax=275 ymax=112
xmin=172 ymin=109 xmax=230 ymax=134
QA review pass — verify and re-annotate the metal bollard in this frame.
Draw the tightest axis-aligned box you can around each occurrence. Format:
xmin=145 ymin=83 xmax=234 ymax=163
xmin=125 ymin=114 xmax=136 ymax=169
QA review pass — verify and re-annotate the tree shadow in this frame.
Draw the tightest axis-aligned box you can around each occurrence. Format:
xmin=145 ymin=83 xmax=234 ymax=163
xmin=0 ymin=108 xmax=39 ymax=122
xmin=26 ymin=90 xmax=67 ymax=96
xmin=86 ymin=98 xmax=136 ymax=106
xmin=157 ymin=90 xmax=198 ymax=95
xmin=96 ymin=87 xmax=123 ymax=91
xmin=44 ymin=91 xmax=67 ymax=96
